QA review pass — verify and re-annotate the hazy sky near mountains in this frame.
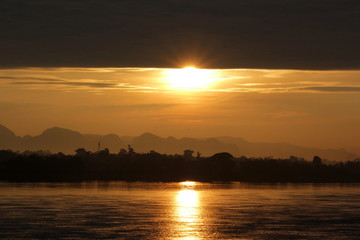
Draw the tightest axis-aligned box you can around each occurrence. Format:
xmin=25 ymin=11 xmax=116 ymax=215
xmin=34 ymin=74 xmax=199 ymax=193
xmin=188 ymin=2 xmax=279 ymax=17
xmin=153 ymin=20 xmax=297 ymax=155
xmin=1 ymin=68 xmax=360 ymax=154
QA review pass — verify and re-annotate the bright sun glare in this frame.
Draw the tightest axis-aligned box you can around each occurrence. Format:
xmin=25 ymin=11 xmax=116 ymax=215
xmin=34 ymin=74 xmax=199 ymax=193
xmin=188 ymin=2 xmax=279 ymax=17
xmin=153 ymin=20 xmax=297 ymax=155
xmin=179 ymin=181 xmax=196 ymax=187
xmin=164 ymin=67 xmax=216 ymax=91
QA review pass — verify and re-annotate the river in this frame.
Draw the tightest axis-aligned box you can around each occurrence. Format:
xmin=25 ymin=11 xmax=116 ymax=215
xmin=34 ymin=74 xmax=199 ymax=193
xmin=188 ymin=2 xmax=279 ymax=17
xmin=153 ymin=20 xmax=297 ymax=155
xmin=1 ymin=182 xmax=359 ymax=239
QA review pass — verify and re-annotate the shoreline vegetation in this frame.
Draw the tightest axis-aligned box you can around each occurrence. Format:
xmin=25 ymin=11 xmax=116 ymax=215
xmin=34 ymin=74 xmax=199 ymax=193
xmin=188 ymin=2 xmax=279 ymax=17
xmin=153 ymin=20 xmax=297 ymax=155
xmin=1 ymin=147 xmax=360 ymax=183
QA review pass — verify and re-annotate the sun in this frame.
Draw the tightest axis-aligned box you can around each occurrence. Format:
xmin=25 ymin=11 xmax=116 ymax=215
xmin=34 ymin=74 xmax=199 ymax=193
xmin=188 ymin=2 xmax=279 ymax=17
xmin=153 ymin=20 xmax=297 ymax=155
xmin=163 ymin=67 xmax=216 ymax=91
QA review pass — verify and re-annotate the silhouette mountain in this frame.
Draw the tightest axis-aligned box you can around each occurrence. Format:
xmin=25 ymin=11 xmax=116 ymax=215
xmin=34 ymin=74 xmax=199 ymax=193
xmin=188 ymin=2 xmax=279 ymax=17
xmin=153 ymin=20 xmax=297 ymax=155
xmin=0 ymin=125 xmax=125 ymax=154
xmin=0 ymin=124 xmax=16 ymax=139
xmin=28 ymin=127 xmax=85 ymax=153
xmin=0 ymin=124 xmax=357 ymax=161
xmin=0 ymin=124 xmax=19 ymax=149
xmin=217 ymin=136 xmax=356 ymax=163
xmin=131 ymin=133 xmax=239 ymax=156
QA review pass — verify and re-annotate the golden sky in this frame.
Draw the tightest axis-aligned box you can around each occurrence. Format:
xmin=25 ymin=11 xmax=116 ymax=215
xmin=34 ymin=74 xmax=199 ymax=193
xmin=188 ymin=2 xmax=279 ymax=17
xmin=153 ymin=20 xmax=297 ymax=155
xmin=1 ymin=67 xmax=360 ymax=154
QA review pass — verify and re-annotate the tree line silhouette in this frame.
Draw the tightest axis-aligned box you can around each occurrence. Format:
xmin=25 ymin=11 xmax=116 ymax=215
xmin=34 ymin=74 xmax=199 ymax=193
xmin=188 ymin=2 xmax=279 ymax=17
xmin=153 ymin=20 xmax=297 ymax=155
xmin=1 ymin=146 xmax=360 ymax=182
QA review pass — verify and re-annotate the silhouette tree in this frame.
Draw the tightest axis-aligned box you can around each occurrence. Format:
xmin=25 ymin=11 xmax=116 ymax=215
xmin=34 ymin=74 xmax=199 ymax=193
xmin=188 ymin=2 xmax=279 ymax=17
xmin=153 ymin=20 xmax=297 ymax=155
xmin=128 ymin=145 xmax=134 ymax=154
xmin=119 ymin=148 xmax=127 ymax=155
xmin=1 ymin=149 xmax=360 ymax=182
xmin=75 ymin=148 xmax=88 ymax=156
xmin=313 ymin=155 xmax=322 ymax=165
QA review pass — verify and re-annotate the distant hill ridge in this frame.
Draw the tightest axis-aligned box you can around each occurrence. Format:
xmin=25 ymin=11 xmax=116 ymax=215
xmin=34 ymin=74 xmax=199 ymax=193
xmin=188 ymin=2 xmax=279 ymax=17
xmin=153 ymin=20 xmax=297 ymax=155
xmin=0 ymin=124 xmax=357 ymax=161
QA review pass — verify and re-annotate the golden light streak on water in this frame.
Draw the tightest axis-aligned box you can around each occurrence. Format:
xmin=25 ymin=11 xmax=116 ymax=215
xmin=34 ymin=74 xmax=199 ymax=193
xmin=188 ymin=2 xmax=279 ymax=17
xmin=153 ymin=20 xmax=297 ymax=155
xmin=173 ymin=182 xmax=203 ymax=239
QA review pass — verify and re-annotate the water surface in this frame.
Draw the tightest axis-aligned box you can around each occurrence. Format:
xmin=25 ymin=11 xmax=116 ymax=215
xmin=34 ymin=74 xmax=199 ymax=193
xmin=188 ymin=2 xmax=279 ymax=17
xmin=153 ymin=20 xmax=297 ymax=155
xmin=1 ymin=182 xmax=360 ymax=239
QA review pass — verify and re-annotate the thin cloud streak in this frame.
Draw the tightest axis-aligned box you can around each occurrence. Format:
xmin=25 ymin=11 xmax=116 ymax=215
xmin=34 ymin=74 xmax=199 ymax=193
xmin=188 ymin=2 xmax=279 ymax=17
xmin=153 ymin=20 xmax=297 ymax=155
xmin=0 ymin=76 xmax=62 ymax=82
xmin=79 ymin=103 xmax=178 ymax=112
xmin=10 ymin=80 xmax=159 ymax=92
xmin=10 ymin=81 xmax=118 ymax=88
xmin=298 ymin=86 xmax=360 ymax=92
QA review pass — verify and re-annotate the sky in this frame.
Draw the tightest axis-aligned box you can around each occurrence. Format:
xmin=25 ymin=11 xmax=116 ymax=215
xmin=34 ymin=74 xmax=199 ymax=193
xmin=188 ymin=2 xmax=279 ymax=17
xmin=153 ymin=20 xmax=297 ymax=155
xmin=1 ymin=1 xmax=360 ymax=154
xmin=1 ymin=68 xmax=360 ymax=154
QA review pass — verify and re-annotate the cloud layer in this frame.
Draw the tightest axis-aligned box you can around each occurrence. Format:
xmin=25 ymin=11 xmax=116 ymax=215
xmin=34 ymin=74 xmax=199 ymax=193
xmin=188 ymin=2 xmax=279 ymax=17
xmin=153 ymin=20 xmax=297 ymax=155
xmin=1 ymin=68 xmax=360 ymax=94
xmin=1 ymin=0 xmax=360 ymax=69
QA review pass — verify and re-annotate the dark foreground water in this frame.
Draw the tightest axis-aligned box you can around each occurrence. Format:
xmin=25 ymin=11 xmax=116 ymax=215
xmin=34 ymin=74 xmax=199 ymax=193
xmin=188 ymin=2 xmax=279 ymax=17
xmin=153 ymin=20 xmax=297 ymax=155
xmin=1 ymin=182 xmax=360 ymax=239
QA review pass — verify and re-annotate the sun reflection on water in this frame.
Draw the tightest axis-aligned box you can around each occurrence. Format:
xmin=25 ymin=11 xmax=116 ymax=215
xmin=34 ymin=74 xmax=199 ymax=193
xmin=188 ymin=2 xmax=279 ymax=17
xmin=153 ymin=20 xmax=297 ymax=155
xmin=173 ymin=182 xmax=203 ymax=240
xmin=177 ymin=190 xmax=199 ymax=222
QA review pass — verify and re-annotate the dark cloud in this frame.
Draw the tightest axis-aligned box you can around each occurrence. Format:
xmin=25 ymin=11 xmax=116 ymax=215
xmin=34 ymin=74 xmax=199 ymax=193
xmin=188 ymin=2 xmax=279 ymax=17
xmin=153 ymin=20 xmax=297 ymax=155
xmin=1 ymin=0 xmax=359 ymax=69
xmin=300 ymin=86 xmax=360 ymax=92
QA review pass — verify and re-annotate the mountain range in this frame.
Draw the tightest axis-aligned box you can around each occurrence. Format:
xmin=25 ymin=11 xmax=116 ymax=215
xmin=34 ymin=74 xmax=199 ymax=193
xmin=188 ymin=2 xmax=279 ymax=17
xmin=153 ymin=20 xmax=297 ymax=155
xmin=0 ymin=124 xmax=357 ymax=162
